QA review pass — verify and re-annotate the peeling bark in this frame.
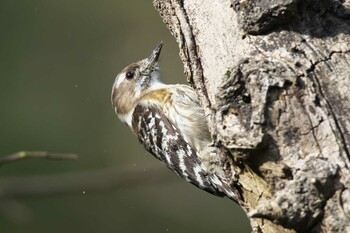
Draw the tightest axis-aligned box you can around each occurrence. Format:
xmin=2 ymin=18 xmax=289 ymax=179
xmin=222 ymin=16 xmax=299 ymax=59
xmin=153 ymin=0 xmax=350 ymax=232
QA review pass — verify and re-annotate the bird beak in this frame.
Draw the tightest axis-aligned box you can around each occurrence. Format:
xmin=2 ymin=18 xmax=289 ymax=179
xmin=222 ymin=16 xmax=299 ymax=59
xmin=145 ymin=41 xmax=163 ymax=71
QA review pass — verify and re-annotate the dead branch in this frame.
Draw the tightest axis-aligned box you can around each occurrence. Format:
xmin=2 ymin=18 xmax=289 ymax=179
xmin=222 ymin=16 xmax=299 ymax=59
xmin=0 ymin=151 xmax=78 ymax=166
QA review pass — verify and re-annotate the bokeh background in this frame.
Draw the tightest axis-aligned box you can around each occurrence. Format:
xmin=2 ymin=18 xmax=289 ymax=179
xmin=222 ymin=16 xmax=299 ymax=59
xmin=0 ymin=1 xmax=250 ymax=232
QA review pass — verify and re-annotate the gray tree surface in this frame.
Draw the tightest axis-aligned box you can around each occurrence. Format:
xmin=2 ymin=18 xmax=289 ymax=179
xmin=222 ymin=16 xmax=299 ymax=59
xmin=153 ymin=0 xmax=350 ymax=232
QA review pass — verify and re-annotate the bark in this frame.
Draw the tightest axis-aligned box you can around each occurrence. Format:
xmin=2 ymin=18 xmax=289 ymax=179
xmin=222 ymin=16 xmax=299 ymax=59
xmin=153 ymin=0 xmax=350 ymax=232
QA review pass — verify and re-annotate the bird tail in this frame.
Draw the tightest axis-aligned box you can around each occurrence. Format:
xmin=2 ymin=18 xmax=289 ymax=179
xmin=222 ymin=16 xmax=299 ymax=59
xmin=210 ymin=175 xmax=243 ymax=204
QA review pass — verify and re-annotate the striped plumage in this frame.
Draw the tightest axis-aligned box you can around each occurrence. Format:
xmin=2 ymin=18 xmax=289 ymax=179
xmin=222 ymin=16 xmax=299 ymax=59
xmin=112 ymin=42 xmax=239 ymax=201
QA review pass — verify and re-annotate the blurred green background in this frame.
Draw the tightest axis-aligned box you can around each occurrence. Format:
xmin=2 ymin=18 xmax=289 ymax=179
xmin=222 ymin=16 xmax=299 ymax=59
xmin=0 ymin=1 xmax=250 ymax=232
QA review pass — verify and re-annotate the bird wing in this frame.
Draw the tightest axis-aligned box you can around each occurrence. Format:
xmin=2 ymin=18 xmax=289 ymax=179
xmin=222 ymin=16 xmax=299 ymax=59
xmin=131 ymin=103 xmax=224 ymax=196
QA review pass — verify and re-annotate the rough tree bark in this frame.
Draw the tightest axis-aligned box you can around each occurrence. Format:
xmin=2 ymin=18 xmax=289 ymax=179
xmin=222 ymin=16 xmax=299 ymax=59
xmin=153 ymin=0 xmax=350 ymax=232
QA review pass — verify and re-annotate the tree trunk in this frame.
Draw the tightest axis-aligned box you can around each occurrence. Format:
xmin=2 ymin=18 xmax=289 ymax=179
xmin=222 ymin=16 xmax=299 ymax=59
xmin=153 ymin=0 xmax=350 ymax=232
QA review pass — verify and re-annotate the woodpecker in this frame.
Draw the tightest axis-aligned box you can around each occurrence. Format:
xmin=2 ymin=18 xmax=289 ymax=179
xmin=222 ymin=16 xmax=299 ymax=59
xmin=112 ymin=42 xmax=240 ymax=201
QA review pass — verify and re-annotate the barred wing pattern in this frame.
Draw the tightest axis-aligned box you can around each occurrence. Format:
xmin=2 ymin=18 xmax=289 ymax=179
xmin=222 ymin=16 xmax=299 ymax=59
xmin=131 ymin=103 xmax=234 ymax=197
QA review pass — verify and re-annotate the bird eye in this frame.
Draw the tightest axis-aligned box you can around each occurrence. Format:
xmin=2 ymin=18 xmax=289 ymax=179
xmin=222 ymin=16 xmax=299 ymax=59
xmin=126 ymin=71 xmax=135 ymax=80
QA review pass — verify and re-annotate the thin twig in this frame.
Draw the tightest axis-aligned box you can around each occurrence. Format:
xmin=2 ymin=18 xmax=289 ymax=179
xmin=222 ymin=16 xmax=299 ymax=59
xmin=0 ymin=151 xmax=78 ymax=166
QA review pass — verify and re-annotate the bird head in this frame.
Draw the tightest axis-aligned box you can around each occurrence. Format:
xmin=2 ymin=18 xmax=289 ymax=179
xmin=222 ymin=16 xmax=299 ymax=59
xmin=112 ymin=42 xmax=163 ymax=121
